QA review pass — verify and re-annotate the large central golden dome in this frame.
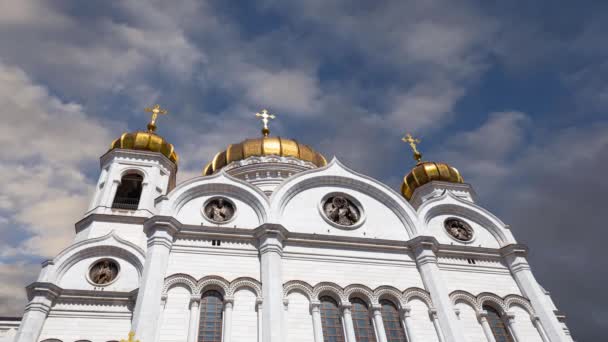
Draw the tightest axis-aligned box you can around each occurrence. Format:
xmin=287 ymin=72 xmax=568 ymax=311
xmin=203 ymin=136 xmax=327 ymax=175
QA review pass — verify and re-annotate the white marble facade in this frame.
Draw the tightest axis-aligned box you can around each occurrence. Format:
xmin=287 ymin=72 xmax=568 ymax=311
xmin=8 ymin=146 xmax=574 ymax=342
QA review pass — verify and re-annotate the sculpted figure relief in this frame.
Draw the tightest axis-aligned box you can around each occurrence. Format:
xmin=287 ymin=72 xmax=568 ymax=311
xmin=204 ymin=197 xmax=235 ymax=223
xmin=444 ymin=218 xmax=474 ymax=241
xmin=323 ymin=195 xmax=360 ymax=226
xmin=90 ymin=259 xmax=118 ymax=285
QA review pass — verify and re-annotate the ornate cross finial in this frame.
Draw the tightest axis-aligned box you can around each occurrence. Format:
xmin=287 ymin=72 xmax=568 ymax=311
xmin=402 ymin=133 xmax=423 ymax=163
xmin=144 ymin=104 xmax=168 ymax=132
xmin=255 ymin=109 xmax=276 ymax=137
xmin=120 ymin=331 xmax=139 ymax=342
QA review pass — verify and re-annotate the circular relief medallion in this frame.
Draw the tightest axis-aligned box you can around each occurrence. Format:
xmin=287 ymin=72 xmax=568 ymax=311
xmin=444 ymin=218 xmax=474 ymax=242
xmin=89 ymin=259 xmax=119 ymax=285
xmin=322 ymin=195 xmax=361 ymax=227
xmin=203 ymin=197 xmax=236 ymax=223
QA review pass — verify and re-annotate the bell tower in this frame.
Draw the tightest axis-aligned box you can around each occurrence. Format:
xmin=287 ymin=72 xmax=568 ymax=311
xmin=87 ymin=104 xmax=178 ymax=217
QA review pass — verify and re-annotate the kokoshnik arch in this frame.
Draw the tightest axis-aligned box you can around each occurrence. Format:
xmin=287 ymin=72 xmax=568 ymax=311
xmin=5 ymin=105 xmax=574 ymax=342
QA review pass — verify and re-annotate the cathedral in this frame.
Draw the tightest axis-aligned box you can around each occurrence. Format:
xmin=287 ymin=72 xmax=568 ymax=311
xmin=2 ymin=106 xmax=574 ymax=342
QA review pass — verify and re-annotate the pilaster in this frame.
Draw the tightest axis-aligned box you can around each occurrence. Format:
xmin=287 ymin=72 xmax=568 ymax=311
xmin=371 ymin=305 xmax=388 ymax=342
xmin=400 ymin=306 xmax=415 ymax=342
xmin=501 ymin=244 xmax=569 ymax=342
xmin=14 ymin=283 xmax=61 ymax=342
xmin=131 ymin=216 xmax=180 ymax=342
xmin=310 ymin=301 xmax=324 ymax=342
xmin=340 ymin=303 xmax=357 ymax=342
xmin=255 ymin=223 xmax=288 ymax=342
xmin=411 ymin=236 xmax=466 ymax=342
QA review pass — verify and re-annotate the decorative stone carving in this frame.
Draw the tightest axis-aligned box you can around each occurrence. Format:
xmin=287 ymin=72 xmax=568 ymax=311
xmin=444 ymin=218 xmax=474 ymax=242
xmin=323 ymin=195 xmax=360 ymax=226
xmin=203 ymin=197 xmax=235 ymax=223
xmin=89 ymin=259 xmax=119 ymax=285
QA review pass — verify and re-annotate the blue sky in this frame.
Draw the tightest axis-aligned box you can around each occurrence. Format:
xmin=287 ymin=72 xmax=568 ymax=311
xmin=0 ymin=1 xmax=607 ymax=339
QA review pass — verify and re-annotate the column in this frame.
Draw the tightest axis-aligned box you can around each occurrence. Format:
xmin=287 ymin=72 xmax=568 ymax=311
xmin=341 ymin=304 xmax=357 ymax=342
xmin=155 ymin=295 xmax=168 ymax=342
xmin=505 ymin=313 xmax=522 ymax=342
xmin=532 ymin=316 xmax=551 ymax=342
xmin=14 ymin=283 xmax=60 ymax=342
xmin=400 ymin=306 xmax=415 ymax=342
xmin=310 ymin=301 xmax=324 ymax=342
xmin=429 ymin=309 xmax=445 ymax=342
xmin=256 ymin=300 xmax=263 ymax=342
xmin=502 ymin=246 xmax=569 ymax=341
xmin=187 ymin=296 xmax=201 ymax=342
xmin=131 ymin=217 xmax=179 ymax=342
xmin=223 ymin=297 xmax=235 ymax=342
xmin=478 ymin=312 xmax=497 ymax=342
xmin=412 ymin=238 xmax=466 ymax=342
xmin=255 ymin=224 xmax=286 ymax=342
xmin=371 ymin=305 xmax=388 ymax=342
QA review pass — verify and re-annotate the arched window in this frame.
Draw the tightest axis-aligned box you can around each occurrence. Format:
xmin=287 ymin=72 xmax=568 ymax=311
xmin=351 ymin=298 xmax=377 ymax=342
xmin=483 ymin=305 xmax=514 ymax=342
xmin=112 ymin=173 xmax=143 ymax=210
xmin=198 ymin=290 xmax=224 ymax=342
xmin=320 ymin=296 xmax=345 ymax=342
xmin=380 ymin=299 xmax=407 ymax=342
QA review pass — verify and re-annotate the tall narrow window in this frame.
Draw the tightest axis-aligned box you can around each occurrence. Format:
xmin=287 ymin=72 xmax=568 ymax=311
xmin=351 ymin=298 xmax=377 ymax=342
xmin=198 ymin=290 xmax=223 ymax=342
xmin=320 ymin=296 xmax=345 ymax=342
xmin=112 ymin=173 xmax=143 ymax=210
xmin=380 ymin=300 xmax=407 ymax=342
xmin=483 ymin=305 xmax=514 ymax=342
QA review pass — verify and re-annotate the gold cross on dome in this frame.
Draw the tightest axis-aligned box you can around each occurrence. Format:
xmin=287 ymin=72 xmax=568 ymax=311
xmin=144 ymin=104 xmax=168 ymax=132
xmin=120 ymin=331 xmax=139 ymax=342
xmin=402 ymin=133 xmax=423 ymax=162
xmin=255 ymin=109 xmax=276 ymax=136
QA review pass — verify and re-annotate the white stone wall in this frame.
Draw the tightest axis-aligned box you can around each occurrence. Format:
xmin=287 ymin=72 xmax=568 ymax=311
xmin=408 ymin=298 xmax=439 ymax=342
xmin=158 ymin=285 xmax=190 ymax=342
xmin=510 ymin=305 xmax=543 ymax=342
xmin=167 ymin=245 xmax=260 ymax=281
xmin=231 ymin=288 xmax=258 ymax=342
xmin=455 ymin=302 xmax=486 ymax=342
xmin=280 ymin=186 xmax=410 ymax=240
xmin=285 ymin=292 xmax=314 ymax=342
xmin=439 ymin=263 xmax=522 ymax=297
xmin=282 ymin=245 xmax=422 ymax=289
xmin=38 ymin=312 xmax=131 ymax=341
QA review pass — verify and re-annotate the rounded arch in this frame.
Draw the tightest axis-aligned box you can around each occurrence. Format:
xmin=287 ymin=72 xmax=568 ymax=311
xmin=403 ymin=287 xmax=434 ymax=308
xmin=52 ymin=232 xmax=144 ymax=284
xmin=450 ymin=290 xmax=480 ymax=312
xmin=344 ymin=284 xmax=376 ymax=306
xmin=162 ymin=273 xmax=197 ymax=295
xmin=196 ymin=275 xmax=230 ymax=297
xmin=478 ymin=292 xmax=508 ymax=315
xmin=270 ymin=158 xmax=419 ymax=237
xmin=374 ymin=286 xmax=406 ymax=308
xmin=160 ymin=171 xmax=270 ymax=222
xmin=419 ymin=192 xmax=514 ymax=246
xmin=312 ymin=282 xmax=346 ymax=305
xmin=283 ymin=280 xmax=314 ymax=301
xmin=229 ymin=277 xmax=262 ymax=298
xmin=504 ymin=294 xmax=535 ymax=317
xmin=118 ymin=167 xmax=148 ymax=180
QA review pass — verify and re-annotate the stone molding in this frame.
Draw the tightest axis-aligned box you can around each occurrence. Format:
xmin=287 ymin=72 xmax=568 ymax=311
xmin=449 ymin=290 xmax=536 ymax=320
xmin=162 ymin=274 xmax=262 ymax=301
xmin=283 ymin=280 xmax=433 ymax=309
xmin=100 ymin=149 xmax=176 ymax=176
xmin=25 ymin=282 xmax=136 ymax=309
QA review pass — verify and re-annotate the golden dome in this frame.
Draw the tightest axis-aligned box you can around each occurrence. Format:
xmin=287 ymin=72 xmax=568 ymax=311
xmin=401 ymin=161 xmax=464 ymax=200
xmin=203 ymin=136 xmax=327 ymax=175
xmin=110 ymin=131 xmax=178 ymax=164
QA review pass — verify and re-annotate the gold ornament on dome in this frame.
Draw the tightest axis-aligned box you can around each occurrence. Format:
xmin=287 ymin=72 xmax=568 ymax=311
xmin=120 ymin=331 xmax=139 ymax=342
xmin=402 ymin=133 xmax=422 ymax=163
xmin=255 ymin=109 xmax=276 ymax=136
xmin=399 ymin=132 xmax=464 ymax=200
xmin=144 ymin=104 xmax=168 ymax=132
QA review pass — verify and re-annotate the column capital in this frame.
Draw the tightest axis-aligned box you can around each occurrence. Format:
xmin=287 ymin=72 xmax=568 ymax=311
xmin=409 ymin=235 xmax=440 ymax=253
xmin=400 ymin=305 xmax=412 ymax=317
xmin=310 ymin=301 xmax=321 ymax=311
xmin=504 ymin=311 xmax=516 ymax=321
xmin=143 ymin=216 xmax=181 ymax=238
xmin=25 ymin=282 xmax=62 ymax=303
xmin=428 ymin=307 xmax=439 ymax=319
xmin=224 ymin=296 xmax=235 ymax=306
xmin=254 ymin=223 xmax=288 ymax=242
xmin=340 ymin=303 xmax=353 ymax=312
xmin=371 ymin=304 xmax=383 ymax=313
xmin=189 ymin=295 xmax=201 ymax=306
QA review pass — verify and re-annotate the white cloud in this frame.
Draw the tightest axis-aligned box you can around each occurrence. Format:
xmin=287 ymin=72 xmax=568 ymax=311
xmin=0 ymin=262 xmax=39 ymax=316
xmin=0 ymin=62 xmax=112 ymax=257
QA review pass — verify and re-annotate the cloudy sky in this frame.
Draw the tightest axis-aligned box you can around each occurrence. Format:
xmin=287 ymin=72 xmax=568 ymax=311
xmin=0 ymin=0 xmax=606 ymax=339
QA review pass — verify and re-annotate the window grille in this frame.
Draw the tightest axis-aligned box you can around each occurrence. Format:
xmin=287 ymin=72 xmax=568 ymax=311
xmin=483 ymin=305 xmax=514 ymax=342
xmin=351 ymin=298 xmax=377 ymax=342
xmin=198 ymin=290 xmax=223 ymax=342
xmin=320 ymin=296 xmax=345 ymax=342
xmin=380 ymin=300 xmax=407 ymax=342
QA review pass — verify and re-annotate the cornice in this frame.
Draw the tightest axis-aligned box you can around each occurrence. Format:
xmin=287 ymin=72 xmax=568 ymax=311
xmin=100 ymin=149 xmax=177 ymax=173
xmin=26 ymin=282 xmax=62 ymax=301
xmin=75 ymin=213 xmax=148 ymax=233
xmin=499 ymin=243 xmax=529 ymax=258
xmin=143 ymin=215 xmax=182 ymax=237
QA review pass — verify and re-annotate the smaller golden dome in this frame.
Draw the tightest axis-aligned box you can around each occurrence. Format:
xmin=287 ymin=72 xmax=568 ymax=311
xmin=401 ymin=161 xmax=463 ymax=200
xmin=203 ymin=136 xmax=326 ymax=175
xmin=110 ymin=131 xmax=178 ymax=164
